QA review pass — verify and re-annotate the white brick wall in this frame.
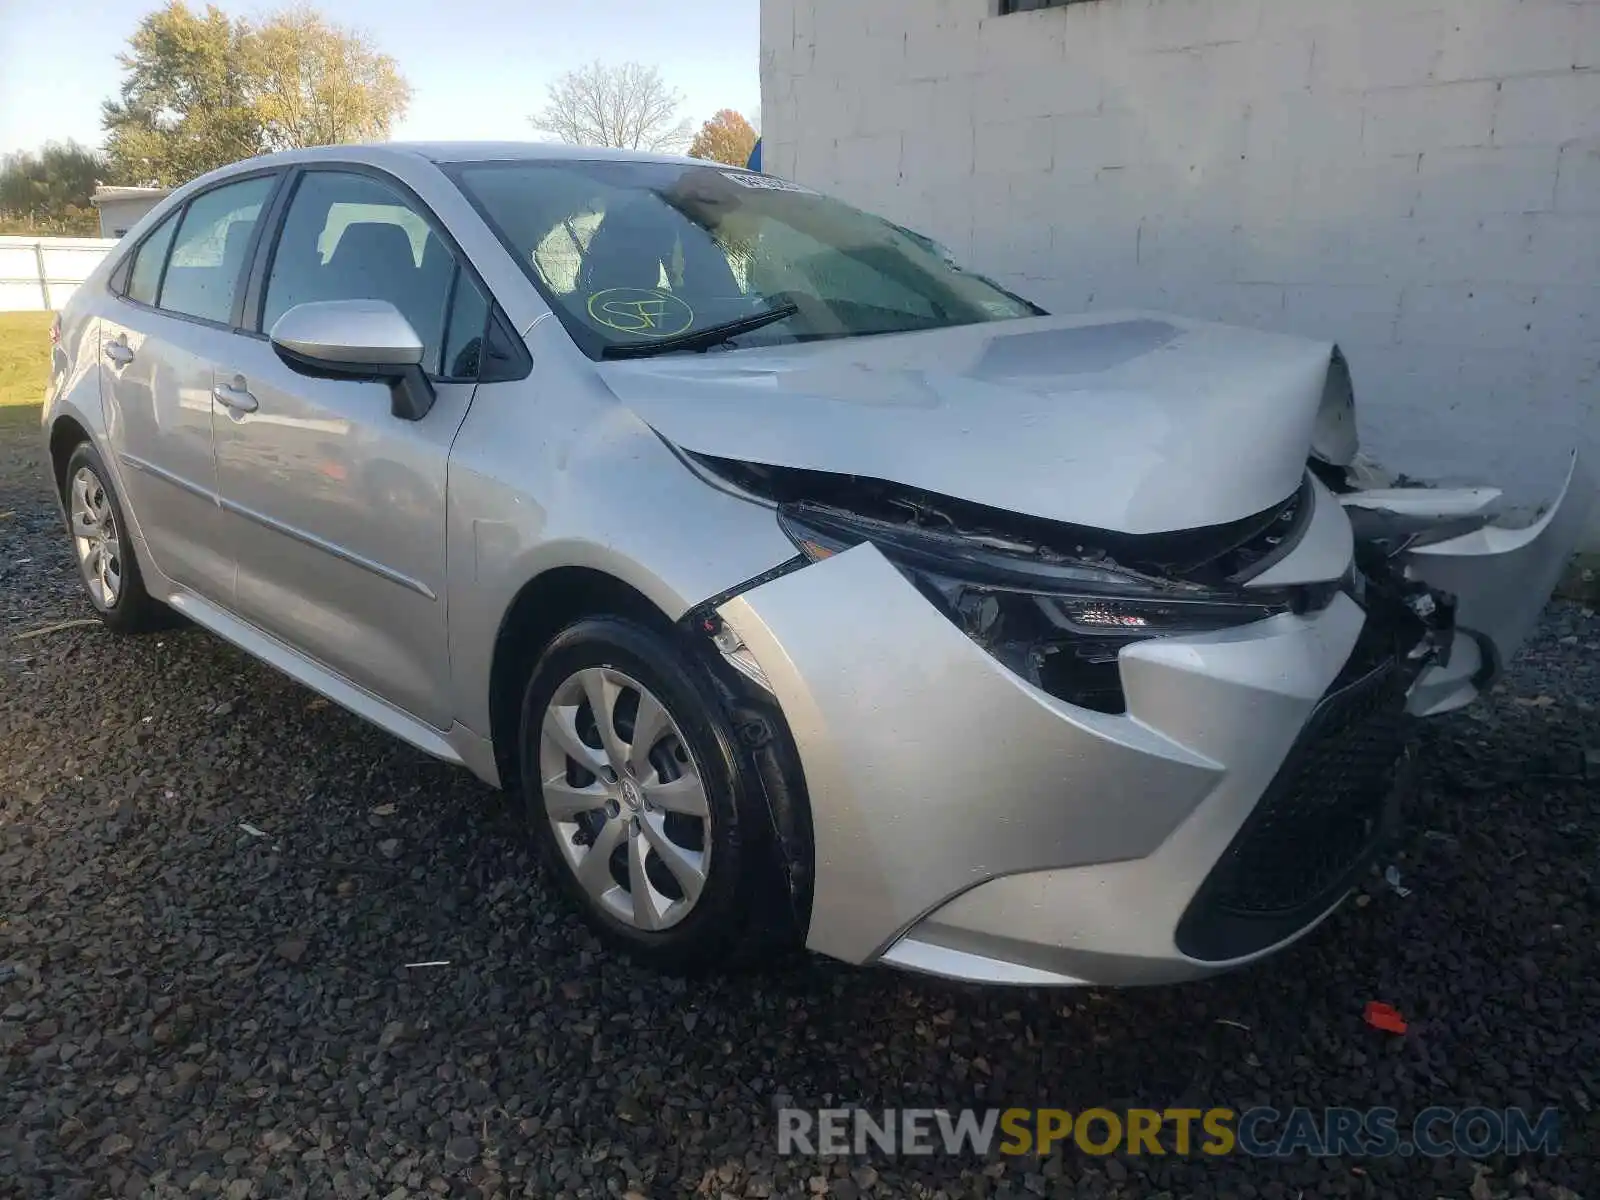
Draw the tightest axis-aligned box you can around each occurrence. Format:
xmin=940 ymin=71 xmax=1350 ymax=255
xmin=761 ymin=0 xmax=1600 ymax=542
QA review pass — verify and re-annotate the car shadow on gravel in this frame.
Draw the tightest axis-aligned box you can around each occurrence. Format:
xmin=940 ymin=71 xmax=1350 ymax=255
xmin=2 ymin=421 xmax=1596 ymax=1200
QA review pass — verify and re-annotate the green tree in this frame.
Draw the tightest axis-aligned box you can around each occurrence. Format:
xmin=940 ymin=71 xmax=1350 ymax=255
xmin=0 ymin=142 xmax=106 ymax=236
xmin=687 ymin=109 xmax=758 ymax=167
xmin=102 ymin=2 xmax=260 ymax=187
xmin=246 ymin=7 xmax=412 ymax=150
xmin=101 ymin=1 xmax=413 ymax=188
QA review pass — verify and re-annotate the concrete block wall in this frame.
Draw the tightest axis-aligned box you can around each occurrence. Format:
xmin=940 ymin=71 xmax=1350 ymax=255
xmin=760 ymin=0 xmax=1600 ymax=535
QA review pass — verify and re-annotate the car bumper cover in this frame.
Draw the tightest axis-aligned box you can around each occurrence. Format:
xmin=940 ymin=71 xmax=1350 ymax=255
xmin=718 ymin=541 xmax=1402 ymax=986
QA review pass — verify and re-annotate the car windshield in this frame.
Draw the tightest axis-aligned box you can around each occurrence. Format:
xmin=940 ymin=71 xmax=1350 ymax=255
xmin=449 ymin=158 xmax=1040 ymax=358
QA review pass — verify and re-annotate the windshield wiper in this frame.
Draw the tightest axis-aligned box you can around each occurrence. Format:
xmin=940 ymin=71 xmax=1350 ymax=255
xmin=599 ymin=302 xmax=800 ymax=360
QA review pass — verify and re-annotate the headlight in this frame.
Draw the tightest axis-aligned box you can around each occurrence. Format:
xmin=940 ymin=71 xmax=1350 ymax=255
xmin=778 ymin=501 xmax=1303 ymax=714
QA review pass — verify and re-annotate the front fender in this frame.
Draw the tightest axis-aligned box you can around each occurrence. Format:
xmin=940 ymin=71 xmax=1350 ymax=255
xmin=444 ymin=368 xmax=797 ymax=743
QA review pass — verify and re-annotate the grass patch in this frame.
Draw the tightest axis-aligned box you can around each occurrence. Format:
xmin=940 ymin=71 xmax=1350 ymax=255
xmin=0 ymin=404 xmax=41 ymax=435
xmin=0 ymin=311 xmax=54 ymax=409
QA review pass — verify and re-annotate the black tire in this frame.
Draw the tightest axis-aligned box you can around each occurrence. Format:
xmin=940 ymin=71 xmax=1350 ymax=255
xmin=60 ymin=441 xmax=166 ymax=634
xmin=518 ymin=615 xmax=800 ymax=974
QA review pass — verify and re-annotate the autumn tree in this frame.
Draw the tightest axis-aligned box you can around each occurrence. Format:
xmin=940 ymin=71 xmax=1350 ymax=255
xmin=529 ymin=61 xmax=691 ymax=152
xmin=687 ymin=109 xmax=758 ymax=167
xmin=246 ymin=7 xmax=412 ymax=150
xmin=102 ymin=2 xmax=260 ymax=186
xmin=0 ymin=143 xmax=106 ymax=236
xmin=101 ymin=1 xmax=411 ymax=187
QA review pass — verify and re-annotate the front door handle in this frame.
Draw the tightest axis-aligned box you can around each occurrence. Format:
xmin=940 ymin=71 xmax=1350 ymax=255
xmin=104 ymin=340 xmax=134 ymax=367
xmin=212 ymin=382 xmax=259 ymax=414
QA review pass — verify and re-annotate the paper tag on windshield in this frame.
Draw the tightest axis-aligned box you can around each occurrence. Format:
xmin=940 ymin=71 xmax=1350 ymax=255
xmin=721 ymin=171 xmax=815 ymax=194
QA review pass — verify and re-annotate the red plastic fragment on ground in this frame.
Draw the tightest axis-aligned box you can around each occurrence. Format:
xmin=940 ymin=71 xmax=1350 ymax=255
xmin=1363 ymin=1001 xmax=1408 ymax=1034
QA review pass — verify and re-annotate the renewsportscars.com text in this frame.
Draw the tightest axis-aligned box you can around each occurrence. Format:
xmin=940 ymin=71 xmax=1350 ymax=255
xmin=777 ymin=1106 xmax=1561 ymax=1159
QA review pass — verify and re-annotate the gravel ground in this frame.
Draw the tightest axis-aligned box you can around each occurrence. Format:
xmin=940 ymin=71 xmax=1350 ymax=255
xmin=1 ymin=412 xmax=1597 ymax=1200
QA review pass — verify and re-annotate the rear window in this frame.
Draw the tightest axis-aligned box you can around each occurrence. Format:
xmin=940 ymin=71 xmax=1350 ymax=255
xmin=125 ymin=212 xmax=178 ymax=307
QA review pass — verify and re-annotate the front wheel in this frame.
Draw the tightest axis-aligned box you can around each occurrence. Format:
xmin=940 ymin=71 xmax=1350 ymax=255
xmin=61 ymin=441 xmax=166 ymax=634
xmin=518 ymin=616 xmax=799 ymax=973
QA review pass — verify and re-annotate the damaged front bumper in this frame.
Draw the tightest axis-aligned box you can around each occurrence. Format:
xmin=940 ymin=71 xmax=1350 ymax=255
xmin=719 ymin=541 xmax=1393 ymax=985
xmin=1376 ymin=451 xmax=1593 ymax=716
xmin=714 ymin=454 xmax=1589 ymax=987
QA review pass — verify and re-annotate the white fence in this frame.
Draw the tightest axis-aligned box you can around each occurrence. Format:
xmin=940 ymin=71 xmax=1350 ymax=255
xmin=0 ymin=236 xmax=117 ymax=312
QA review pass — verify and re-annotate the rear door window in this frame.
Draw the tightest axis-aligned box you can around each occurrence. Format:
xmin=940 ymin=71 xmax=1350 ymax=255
xmin=158 ymin=175 xmax=275 ymax=324
xmin=124 ymin=211 xmax=179 ymax=307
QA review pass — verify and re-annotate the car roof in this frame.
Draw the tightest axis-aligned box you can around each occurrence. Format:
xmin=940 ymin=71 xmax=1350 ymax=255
xmin=221 ymin=141 xmax=708 ymax=172
xmin=154 ymin=141 xmax=745 ymax=240
xmin=397 ymin=141 xmax=705 ymax=167
xmin=161 ymin=141 xmax=723 ymax=213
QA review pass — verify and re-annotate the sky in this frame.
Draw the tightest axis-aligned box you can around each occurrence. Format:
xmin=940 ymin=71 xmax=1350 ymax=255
xmin=0 ymin=0 xmax=761 ymax=157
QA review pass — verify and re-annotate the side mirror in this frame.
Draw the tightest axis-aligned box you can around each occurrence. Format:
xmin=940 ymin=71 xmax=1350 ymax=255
xmin=269 ymin=299 xmax=436 ymax=421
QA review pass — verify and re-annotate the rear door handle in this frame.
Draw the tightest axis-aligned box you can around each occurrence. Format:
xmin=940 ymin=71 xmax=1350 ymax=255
xmin=212 ymin=382 xmax=259 ymax=414
xmin=104 ymin=341 xmax=134 ymax=366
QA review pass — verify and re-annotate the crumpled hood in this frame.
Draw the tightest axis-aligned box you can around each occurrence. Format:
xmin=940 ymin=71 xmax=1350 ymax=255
xmin=596 ymin=311 xmax=1339 ymax=534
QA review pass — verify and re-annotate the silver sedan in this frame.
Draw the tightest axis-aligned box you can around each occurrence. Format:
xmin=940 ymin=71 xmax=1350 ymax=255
xmin=42 ymin=143 xmax=1590 ymax=985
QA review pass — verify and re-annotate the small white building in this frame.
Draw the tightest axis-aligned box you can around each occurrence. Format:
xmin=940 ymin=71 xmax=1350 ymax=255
xmin=760 ymin=0 xmax=1600 ymax=537
xmin=89 ymin=186 xmax=171 ymax=239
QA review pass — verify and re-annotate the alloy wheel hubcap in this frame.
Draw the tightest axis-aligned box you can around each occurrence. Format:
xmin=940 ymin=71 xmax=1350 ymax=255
xmin=539 ymin=667 xmax=711 ymax=931
xmin=69 ymin=466 xmax=122 ymax=608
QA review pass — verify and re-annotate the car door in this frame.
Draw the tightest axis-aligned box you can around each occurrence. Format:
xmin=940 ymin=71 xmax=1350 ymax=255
xmin=98 ymin=173 xmax=279 ymax=600
xmin=210 ymin=166 xmax=489 ymax=729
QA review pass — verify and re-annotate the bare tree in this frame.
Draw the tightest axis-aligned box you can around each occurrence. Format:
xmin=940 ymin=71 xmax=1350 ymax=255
xmin=529 ymin=61 xmax=691 ymax=152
